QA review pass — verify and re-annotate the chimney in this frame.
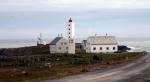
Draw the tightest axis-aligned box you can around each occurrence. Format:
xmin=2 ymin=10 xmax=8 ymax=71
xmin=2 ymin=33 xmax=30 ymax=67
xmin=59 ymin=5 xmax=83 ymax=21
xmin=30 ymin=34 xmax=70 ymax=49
xmin=105 ymin=33 xmax=108 ymax=38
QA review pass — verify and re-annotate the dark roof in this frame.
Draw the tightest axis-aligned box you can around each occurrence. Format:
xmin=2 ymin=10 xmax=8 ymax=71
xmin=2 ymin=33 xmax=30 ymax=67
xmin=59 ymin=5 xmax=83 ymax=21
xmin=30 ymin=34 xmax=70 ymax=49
xmin=50 ymin=37 xmax=63 ymax=45
xmin=82 ymin=40 xmax=87 ymax=46
xmin=75 ymin=43 xmax=82 ymax=46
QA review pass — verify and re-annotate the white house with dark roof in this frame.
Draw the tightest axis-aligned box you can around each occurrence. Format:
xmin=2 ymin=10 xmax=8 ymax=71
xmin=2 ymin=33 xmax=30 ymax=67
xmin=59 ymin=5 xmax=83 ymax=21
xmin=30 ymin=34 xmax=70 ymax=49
xmin=49 ymin=37 xmax=68 ymax=54
xmin=85 ymin=35 xmax=118 ymax=53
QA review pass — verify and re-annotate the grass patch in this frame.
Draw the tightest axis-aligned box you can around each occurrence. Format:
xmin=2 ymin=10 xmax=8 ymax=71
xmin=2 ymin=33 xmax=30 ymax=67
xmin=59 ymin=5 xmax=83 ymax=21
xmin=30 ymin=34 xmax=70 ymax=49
xmin=0 ymin=52 xmax=145 ymax=82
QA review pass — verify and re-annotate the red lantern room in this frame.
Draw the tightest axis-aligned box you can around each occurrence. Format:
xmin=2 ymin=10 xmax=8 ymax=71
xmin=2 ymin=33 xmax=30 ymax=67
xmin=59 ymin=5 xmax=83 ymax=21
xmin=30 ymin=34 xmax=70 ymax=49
xmin=68 ymin=18 xmax=73 ymax=22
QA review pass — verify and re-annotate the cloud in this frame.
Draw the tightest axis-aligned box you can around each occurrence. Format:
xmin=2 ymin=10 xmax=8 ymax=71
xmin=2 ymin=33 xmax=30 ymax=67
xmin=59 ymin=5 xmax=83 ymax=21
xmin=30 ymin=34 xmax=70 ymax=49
xmin=0 ymin=0 xmax=150 ymax=12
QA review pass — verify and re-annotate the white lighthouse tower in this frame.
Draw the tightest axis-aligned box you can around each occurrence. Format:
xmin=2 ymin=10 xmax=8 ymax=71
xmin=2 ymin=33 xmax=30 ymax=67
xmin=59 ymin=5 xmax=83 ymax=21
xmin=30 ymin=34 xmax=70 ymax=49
xmin=67 ymin=18 xmax=75 ymax=54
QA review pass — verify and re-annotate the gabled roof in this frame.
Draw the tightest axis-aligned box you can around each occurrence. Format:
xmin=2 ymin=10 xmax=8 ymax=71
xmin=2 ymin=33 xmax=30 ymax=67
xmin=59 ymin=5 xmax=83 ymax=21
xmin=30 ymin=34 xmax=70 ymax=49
xmin=87 ymin=36 xmax=117 ymax=45
xmin=49 ymin=37 xmax=63 ymax=45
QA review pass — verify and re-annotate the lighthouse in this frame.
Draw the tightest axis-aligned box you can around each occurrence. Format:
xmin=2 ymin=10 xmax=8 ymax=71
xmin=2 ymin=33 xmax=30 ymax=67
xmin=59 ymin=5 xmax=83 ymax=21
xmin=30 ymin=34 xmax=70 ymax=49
xmin=49 ymin=18 xmax=76 ymax=54
xmin=67 ymin=18 xmax=75 ymax=54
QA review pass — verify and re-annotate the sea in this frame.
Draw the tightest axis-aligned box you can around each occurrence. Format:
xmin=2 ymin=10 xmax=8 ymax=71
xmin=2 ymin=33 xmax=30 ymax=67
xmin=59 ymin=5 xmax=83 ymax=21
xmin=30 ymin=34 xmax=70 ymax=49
xmin=0 ymin=38 xmax=150 ymax=52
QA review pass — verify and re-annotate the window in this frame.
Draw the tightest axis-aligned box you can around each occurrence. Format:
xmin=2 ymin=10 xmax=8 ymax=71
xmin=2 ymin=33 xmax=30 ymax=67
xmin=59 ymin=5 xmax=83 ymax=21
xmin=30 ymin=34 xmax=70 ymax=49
xmin=93 ymin=47 xmax=96 ymax=50
xmin=69 ymin=40 xmax=74 ymax=43
xmin=68 ymin=28 xmax=70 ymax=30
xmin=69 ymin=32 xmax=70 ymax=34
xmin=69 ymin=36 xmax=70 ymax=38
xmin=64 ymin=42 xmax=67 ymax=45
xmin=106 ymin=47 xmax=109 ymax=50
xmin=100 ymin=47 xmax=102 ymax=50
xmin=61 ymin=42 xmax=63 ymax=45
xmin=59 ymin=47 xmax=61 ymax=50
xmin=66 ymin=47 xmax=68 ymax=50
xmin=113 ymin=47 xmax=116 ymax=50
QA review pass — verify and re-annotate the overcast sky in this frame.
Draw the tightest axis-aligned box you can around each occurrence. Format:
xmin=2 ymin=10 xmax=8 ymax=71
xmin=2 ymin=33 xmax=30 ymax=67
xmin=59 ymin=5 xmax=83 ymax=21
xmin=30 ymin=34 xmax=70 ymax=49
xmin=0 ymin=0 xmax=150 ymax=39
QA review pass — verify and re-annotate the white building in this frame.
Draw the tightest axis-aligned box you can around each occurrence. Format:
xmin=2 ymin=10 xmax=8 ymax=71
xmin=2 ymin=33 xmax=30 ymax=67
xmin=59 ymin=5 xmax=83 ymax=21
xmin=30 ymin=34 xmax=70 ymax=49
xmin=49 ymin=18 xmax=75 ymax=54
xmin=67 ymin=18 xmax=75 ymax=54
xmin=85 ymin=35 xmax=118 ymax=53
xmin=49 ymin=37 xmax=68 ymax=53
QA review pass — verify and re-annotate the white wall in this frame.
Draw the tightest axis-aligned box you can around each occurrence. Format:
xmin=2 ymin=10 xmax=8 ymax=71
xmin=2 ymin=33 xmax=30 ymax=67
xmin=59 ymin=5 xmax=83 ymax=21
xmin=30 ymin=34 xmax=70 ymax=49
xmin=56 ymin=38 xmax=68 ymax=53
xmin=68 ymin=21 xmax=75 ymax=54
xmin=86 ymin=45 xmax=118 ymax=53
xmin=68 ymin=22 xmax=75 ymax=39
xmin=50 ymin=38 xmax=68 ymax=54
xmin=49 ymin=45 xmax=57 ymax=53
xmin=68 ymin=39 xmax=75 ymax=54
